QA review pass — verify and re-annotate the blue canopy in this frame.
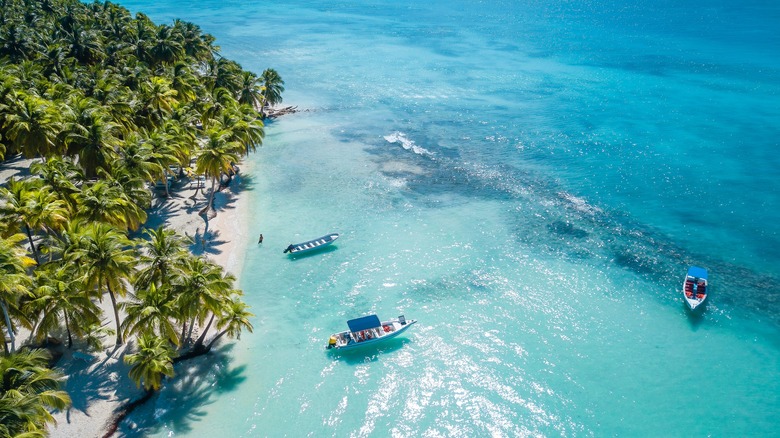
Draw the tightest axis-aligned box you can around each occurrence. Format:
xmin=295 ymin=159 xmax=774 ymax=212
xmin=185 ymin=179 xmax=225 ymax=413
xmin=687 ymin=266 xmax=708 ymax=280
xmin=347 ymin=314 xmax=381 ymax=332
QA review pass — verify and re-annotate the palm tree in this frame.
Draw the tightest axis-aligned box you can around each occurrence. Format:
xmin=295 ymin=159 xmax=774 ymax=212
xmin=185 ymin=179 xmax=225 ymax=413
xmin=2 ymin=90 xmax=63 ymax=158
xmin=237 ymin=71 xmax=263 ymax=109
xmin=74 ymin=179 xmax=146 ymax=231
xmin=0 ymin=177 xmax=67 ymax=265
xmin=171 ymin=255 xmax=219 ymax=346
xmin=121 ymin=283 xmax=178 ymax=345
xmin=29 ymin=157 xmax=84 ymax=213
xmin=172 ymin=19 xmax=214 ymax=61
xmin=0 ymin=233 xmax=35 ymax=354
xmin=62 ymin=97 xmax=120 ymax=178
xmin=205 ymin=295 xmax=253 ymax=350
xmin=111 ymin=133 xmax=161 ymax=185
xmin=168 ymin=61 xmax=198 ymax=103
xmin=69 ymin=223 xmax=136 ymax=345
xmin=260 ymin=68 xmax=284 ymax=114
xmin=191 ymin=271 xmax=237 ymax=351
xmin=148 ymin=24 xmax=184 ymax=66
xmin=125 ymin=334 xmax=175 ymax=391
xmin=195 ymin=128 xmax=239 ymax=217
xmin=27 ymin=262 xmax=100 ymax=348
xmin=138 ymin=76 xmax=178 ymax=128
xmin=135 ymin=225 xmax=188 ymax=289
xmin=0 ymin=349 xmax=71 ymax=436
xmin=144 ymin=128 xmax=180 ymax=197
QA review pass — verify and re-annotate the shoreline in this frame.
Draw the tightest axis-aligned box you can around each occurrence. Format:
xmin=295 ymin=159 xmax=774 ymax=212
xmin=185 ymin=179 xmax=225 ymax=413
xmin=0 ymin=156 xmax=255 ymax=438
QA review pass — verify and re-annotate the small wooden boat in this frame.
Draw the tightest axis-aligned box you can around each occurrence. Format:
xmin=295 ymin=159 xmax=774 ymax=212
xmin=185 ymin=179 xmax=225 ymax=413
xmin=283 ymin=233 xmax=339 ymax=255
xmin=326 ymin=314 xmax=416 ymax=351
xmin=683 ymin=266 xmax=708 ymax=310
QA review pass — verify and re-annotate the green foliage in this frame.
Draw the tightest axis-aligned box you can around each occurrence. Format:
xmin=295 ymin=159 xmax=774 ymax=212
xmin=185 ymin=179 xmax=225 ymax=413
xmin=0 ymin=0 xmax=271 ymax=431
xmin=124 ymin=334 xmax=175 ymax=391
xmin=0 ymin=349 xmax=71 ymax=436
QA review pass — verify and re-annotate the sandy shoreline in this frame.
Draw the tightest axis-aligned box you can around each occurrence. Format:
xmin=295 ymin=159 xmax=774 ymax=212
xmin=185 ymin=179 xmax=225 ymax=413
xmin=0 ymin=155 xmax=254 ymax=438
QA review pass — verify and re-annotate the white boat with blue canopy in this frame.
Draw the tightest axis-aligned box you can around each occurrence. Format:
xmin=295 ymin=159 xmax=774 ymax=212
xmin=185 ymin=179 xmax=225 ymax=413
xmin=683 ymin=266 xmax=708 ymax=310
xmin=326 ymin=314 xmax=416 ymax=350
xmin=283 ymin=233 xmax=339 ymax=255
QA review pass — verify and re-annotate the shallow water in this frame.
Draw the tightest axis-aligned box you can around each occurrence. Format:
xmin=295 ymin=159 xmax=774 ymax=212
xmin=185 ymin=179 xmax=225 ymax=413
xmin=117 ymin=0 xmax=780 ymax=435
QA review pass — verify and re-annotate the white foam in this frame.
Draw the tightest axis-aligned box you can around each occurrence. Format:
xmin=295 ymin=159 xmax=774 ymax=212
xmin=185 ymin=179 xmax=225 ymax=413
xmin=384 ymin=131 xmax=434 ymax=157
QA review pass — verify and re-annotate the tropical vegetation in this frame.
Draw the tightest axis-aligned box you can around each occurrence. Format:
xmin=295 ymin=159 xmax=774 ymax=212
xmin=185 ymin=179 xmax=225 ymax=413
xmin=0 ymin=0 xmax=280 ymax=434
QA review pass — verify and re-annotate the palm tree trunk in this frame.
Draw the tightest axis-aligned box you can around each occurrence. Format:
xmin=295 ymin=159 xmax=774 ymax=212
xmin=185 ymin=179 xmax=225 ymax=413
xmin=206 ymin=177 xmax=217 ymax=214
xmin=24 ymin=224 xmax=41 ymax=265
xmin=205 ymin=329 xmax=228 ymax=351
xmin=1 ymin=300 xmax=15 ymax=353
xmin=179 ymin=321 xmax=187 ymax=346
xmin=106 ymin=283 xmax=124 ymax=345
xmin=161 ymin=171 xmax=170 ymax=197
xmin=187 ymin=316 xmax=196 ymax=340
xmin=64 ymin=311 xmax=73 ymax=348
xmin=193 ymin=313 xmax=215 ymax=350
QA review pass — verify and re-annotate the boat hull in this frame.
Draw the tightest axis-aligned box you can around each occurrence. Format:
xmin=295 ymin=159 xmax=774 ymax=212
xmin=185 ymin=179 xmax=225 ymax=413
xmin=682 ymin=266 xmax=708 ymax=311
xmin=286 ymin=233 xmax=339 ymax=255
xmin=327 ymin=319 xmax=416 ymax=351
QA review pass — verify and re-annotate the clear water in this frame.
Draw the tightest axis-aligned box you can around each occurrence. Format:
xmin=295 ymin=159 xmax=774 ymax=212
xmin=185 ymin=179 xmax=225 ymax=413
xmin=116 ymin=0 xmax=780 ymax=436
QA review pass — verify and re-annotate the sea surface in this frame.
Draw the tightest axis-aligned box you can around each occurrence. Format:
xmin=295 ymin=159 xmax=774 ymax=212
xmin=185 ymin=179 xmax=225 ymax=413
xmin=116 ymin=0 xmax=780 ymax=436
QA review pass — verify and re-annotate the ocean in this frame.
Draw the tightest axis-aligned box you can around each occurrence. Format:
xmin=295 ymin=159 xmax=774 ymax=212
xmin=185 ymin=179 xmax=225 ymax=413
xmin=116 ymin=0 xmax=780 ymax=436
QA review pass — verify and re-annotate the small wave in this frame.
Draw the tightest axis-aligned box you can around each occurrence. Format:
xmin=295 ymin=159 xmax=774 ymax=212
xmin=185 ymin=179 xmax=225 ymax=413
xmin=558 ymin=192 xmax=602 ymax=216
xmin=384 ymin=131 xmax=434 ymax=157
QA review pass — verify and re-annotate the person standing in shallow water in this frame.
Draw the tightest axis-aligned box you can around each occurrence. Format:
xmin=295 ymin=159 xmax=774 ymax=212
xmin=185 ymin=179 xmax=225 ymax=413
xmin=258 ymin=234 xmax=263 ymax=244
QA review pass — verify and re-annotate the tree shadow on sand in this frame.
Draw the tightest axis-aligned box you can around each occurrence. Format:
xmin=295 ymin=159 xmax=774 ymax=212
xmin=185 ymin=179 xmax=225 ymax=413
xmin=118 ymin=345 xmax=247 ymax=437
xmin=57 ymin=344 xmax=147 ymax=428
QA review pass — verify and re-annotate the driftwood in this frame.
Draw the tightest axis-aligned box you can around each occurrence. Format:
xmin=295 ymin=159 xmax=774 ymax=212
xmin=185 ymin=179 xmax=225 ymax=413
xmin=264 ymin=105 xmax=301 ymax=118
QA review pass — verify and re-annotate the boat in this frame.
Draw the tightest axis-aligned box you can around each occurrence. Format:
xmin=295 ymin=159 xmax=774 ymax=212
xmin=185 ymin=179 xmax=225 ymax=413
xmin=326 ymin=314 xmax=416 ymax=351
xmin=683 ymin=266 xmax=708 ymax=310
xmin=283 ymin=233 xmax=339 ymax=255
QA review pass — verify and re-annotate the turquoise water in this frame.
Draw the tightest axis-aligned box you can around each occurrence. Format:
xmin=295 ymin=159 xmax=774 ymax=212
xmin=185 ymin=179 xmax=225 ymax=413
xmin=117 ymin=0 xmax=780 ymax=436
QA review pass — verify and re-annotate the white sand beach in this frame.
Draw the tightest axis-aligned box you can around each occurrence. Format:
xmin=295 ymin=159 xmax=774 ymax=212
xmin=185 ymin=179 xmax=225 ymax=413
xmin=0 ymin=155 xmax=254 ymax=438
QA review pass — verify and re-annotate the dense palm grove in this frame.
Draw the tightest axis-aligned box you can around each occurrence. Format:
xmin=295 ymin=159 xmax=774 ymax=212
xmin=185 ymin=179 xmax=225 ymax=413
xmin=0 ymin=0 xmax=283 ymax=435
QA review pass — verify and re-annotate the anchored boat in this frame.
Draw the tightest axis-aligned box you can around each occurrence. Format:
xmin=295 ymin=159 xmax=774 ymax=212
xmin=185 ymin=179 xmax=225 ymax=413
xmin=326 ymin=314 xmax=416 ymax=351
xmin=683 ymin=266 xmax=708 ymax=310
xmin=283 ymin=233 xmax=339 ymax=255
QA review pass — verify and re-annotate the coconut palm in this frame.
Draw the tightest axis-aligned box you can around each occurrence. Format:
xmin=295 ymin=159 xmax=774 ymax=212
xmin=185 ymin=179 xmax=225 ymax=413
xmin=0 ymin=349 xmax=71 ymax=436
xmin=135 ymin=226 xmax=189 ymax=291
xmin=62 ymin=97 xmax=120 ymax=178
xmin=172 ymin=19 xmax=214 ymax=61
xmin=69 ymin=223 xmax=136 ymax=345
xmin=171 ymin=255 xmax=220 ymax=346
xmin=0 ymin=23 xmax=39 ymax=62
xmin=148 ymin=24 xmax=184 ymax=66
xmin=2 ymin=90 xmax=62 ymax=158
xmin=0 ymin=233 xmax=35 ymax=353
xmin=0 ymin=177 xmax=67 ymax=265
xmin=205 ymin=295 xmax=253 ymax=350
xmin=27 ymin=262 xmax=100 ymax=348
xmin=236 ymin=70 xmax=263 ymax=109
xmin=144 ymin=128 xmax=180 ymax=197
xmin=125 ymin=334 xmax=175 ymax=391
xmin=168 ymin=61 xmax=198 ymax=103
xmin=111 ymin=133 xmax=161 ymax=185
xmin=29 ymin=156 xmax=84 ymax=213
xmin=137 ymin=76 xmax=178 ymax=128
xmin=74 ymin=179 xmax=146 ymax=231
xmin=195 ymin=127 xmax=239 ymax=217
xmin=191 ymin=271 xmax=237 ymax=351
xmin=260 ymin=68 xmax=284 ymax=113
xmin=121 ymin=283 xmax=179 ymax=345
